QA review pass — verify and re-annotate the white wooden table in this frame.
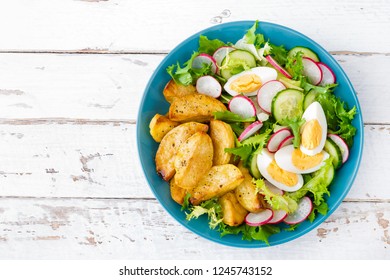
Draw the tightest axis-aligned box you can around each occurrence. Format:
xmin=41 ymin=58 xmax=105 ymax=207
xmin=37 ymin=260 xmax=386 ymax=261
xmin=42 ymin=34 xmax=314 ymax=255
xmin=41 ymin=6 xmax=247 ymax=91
xmin=0 ymin=0 xmax=389 ymax=259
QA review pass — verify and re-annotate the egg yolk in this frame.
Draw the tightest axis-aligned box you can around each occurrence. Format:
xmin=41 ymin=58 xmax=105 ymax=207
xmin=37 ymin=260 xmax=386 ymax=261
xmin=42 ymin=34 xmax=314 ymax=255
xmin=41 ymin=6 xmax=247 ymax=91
xmin=292 ymin=149 xmax=324 ymax=170
xmin=267 ymin=160 xmax=298 ymax=187
xmin=301 ymin=119 xmax=322 ymax=150
xmin=230 ymin=74 xmax=262 ymax=94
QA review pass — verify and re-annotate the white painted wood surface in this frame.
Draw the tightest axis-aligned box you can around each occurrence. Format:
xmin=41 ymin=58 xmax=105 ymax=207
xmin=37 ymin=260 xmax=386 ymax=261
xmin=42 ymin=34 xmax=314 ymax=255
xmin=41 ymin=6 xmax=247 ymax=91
xmin=0 ymin=0 xmax=389 ymax=53
xmin=0 ymin=0 xmax=389 ymax=259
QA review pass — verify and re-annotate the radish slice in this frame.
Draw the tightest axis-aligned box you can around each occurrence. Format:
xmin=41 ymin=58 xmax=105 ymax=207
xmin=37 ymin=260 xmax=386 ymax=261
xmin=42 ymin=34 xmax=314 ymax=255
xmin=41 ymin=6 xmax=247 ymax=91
xmin=267 ymin=210 xmax=288 ymax=224
xmin=267 ymin=128 xmax=292 ymax=153
xmin=274 ymin=125 xmax=288 ymax=133
xmin=250 ymin=97 xmax=270 ymax=122
xmin=302 ymin=57 xmax=323 ymax=85
xmin=257 ymin=80 xmax=286 ymax=114
xmin=265 ymin=180 xmax=284 ymax=196
xmin=245 ymin=209 xmax=273 ymax=226
xmin=228 ymin=95 xmax=256 ymax=119
xmin=257 ymin=112 xmax=270 ymax=122
xmin=283 ymin=197 xmax=313 ymax=225
xmin=237 ymin=121 xmax=263 ymax=141
xmin=318 ymin=62 xmax=336 ymax=86
xmin=192 ymin=53 xmax=218 ymax=74
xmin=328 ymin=134 xmax=349 ymax=163
xmin=213 ymin=46 xmax=235 ymax=68
xmin=265 ymin=55 xmax=292 ymax=79
xmin=196 ymin=76 xmax=222 ymax=98
xmin=277 ymin=135 xmax=294 ymax=150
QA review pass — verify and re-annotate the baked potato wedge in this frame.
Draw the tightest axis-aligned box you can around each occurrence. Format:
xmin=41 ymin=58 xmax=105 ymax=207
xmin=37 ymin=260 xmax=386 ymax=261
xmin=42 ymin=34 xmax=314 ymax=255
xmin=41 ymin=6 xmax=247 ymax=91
xmin=235 ymin=164 xmax=267 ymax=213
xmin=149 ymin=113 xmax=179 ymax=142
xmin=170 ymin=177 xmax=189 ymax=205
xmin=163 ymin=79 xmax=197 ymax=103
xmin=190 ymin=164 xmax=244 ymax=205
xmin=209 ymin=119 xmax=235 ymax=165
xmin=174 ymin=132 xmax=213 ymax=190
xmin=155 ymin=122 xmax=208 ymax=181
xmin=219 ymin=191 xmax=248 ymax=226
xmin=169 ymin=93 xmax=227 ymax=122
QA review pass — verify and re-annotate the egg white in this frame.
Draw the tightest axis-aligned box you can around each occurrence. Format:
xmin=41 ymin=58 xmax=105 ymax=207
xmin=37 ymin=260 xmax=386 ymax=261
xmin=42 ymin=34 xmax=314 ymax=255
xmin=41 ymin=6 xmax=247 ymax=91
xmin=224 ymin=67 xmax=277 ymax=96
xmin=257 ymin=149 xmax=304 ymax=192
xmin=300 ymin=101 xmax=327 ymax=156
xmin=275 ymin=144 xmax=330 ymax=174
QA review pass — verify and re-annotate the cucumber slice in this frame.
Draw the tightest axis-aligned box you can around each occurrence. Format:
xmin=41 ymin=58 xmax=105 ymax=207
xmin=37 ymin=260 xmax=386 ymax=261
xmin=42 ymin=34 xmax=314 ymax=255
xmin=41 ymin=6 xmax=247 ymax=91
xmin=287 ymin=46 xmax=319 ymax=62
xmin=307 ymin=160 xmax=335 ymax=190
xmin=303 ymin=89 xmax=319 ymax=110
xmin=271 ymin=89 xmax=304 ymax=125
xmin=248 ymin=154 xmax=262 ymax=179
xmin=324 ymin=138 xmax=342 ymax=169
xmin=220 ymin=50 xmax=257 ymax=80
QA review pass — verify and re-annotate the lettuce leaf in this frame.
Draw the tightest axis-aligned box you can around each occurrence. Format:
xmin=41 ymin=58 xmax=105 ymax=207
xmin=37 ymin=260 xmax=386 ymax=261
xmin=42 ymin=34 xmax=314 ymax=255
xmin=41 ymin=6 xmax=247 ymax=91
xmin=254 ymin=179 xmax=298 ymax=213
xmin=225 ymin=145 xmax=253 ymax=165
xmin=244 ymin=20 xmax=265 ymax=48
xmin=225 ymin=127 xmax=273 ymax=166
xmin=308 ymin=201 xmax=329 ymax=222
xmin=283 ymin=117 xmax=305 ymax=148
xmin=199 ymin=35 xmax=226 ymax=55
xmin=219 ymin=223 xmax=280 ymax=245
xmin=181 ymin=193 xmax=191 ymax=211
xmin=287 ymin=158 xmax=334 ymax=206
xmin=286 ymin=51 xmax=304 ymax=80
xmin=167 ymin=51 xmax=213 ymax=86
xmin=301 ymin=78 xmax=338 ymax=94
xmin=316 ymin=91 xmax=357 ymax=147
xmin=269 ymin=43 xmax=288 ymax=66
xmin=284 ymin=224 xmax=300 ymax=232
xmin=185 ymin=198 xmax=223 ymax=230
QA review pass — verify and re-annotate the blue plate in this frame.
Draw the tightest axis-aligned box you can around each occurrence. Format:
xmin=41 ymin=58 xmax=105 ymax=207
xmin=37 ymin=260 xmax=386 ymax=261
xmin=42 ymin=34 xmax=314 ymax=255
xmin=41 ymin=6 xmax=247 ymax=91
xmin=136 ymin=21 xmax=363 ymax=248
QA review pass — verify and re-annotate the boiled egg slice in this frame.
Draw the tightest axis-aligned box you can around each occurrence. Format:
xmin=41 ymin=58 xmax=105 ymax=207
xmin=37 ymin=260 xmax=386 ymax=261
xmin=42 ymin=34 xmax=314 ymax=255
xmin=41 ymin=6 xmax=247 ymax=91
xmin=300 ymin=101 xmax=327 ymax=156
xmin=224 ymin=67 xmax=277 ymax=96
xmin=257 ymin=148 xmax=304 ymax=192
xmin=275 ymin=144 xmax=330 ymax=174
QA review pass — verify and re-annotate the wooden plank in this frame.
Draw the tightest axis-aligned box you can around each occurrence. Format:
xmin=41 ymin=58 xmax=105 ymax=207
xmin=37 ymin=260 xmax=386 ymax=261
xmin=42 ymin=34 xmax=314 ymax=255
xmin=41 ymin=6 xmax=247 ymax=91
xmin=0 ymin=198 xmax=388 ymax=259
xmin=0 ymin=0 xmax=389 ymax=53
xmin=0 ymin=123 xmax=150 ymax=199
xmin=0 ymin=53 xmax=388 ymax=123
xmin=0 ymin=53 xmax=164 ymax=120
xmin=0 ymin=123 xmax=387 ymax=200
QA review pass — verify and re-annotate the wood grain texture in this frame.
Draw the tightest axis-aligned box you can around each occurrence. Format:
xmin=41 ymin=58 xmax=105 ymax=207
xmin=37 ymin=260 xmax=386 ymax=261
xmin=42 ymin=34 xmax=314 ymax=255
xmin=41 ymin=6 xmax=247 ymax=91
xmin=0 ymin=0 xmax=389 ymax=53
xmin=0 ymin=53 xmax=164 ymax=120
xmin=0 ymin=53 xmax=389 ymax=123
xmin=0 ymin=198 xmax=388 ymax=259
xmin=0 ymin=123 xmax=387 ymax=200
xmin=0 ymin=0 xmax=388 ymax=260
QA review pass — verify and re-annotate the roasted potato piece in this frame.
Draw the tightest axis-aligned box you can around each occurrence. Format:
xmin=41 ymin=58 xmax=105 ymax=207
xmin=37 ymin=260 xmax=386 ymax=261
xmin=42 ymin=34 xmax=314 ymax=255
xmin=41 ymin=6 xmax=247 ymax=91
xmin=219 ymin=192 xmax=248 ymax=226
xmin=169 ymin=93 xmax=227 ymax=122
xmin=156 ymin=122 xmax=208 ymax=181
xmin=174 ymin=132 xmax=213 ymax=190
xmin=190 ymin=164 xmax=244 ymax=205
xmin=170 ymin=177 xmax=189 ymax=205
xmin=209 ymin=119 xmax=235 ymax=165
xmin=235 ymin=164 xmax=267 ymax=213
xmin=163 ymin=79 xmax=197 ymax=103
xmin=149 ymin=113 xmax=179 ymax=142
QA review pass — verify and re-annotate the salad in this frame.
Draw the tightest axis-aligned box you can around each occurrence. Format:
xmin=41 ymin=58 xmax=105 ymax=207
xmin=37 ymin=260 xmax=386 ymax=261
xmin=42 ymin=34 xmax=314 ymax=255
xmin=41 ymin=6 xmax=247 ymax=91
xmin=150 ymin=21 xmax=357 ymax=244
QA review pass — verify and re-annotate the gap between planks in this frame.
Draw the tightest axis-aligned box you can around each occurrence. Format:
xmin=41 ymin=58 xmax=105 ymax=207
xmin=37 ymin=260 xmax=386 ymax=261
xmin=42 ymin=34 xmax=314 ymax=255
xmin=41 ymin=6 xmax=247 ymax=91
xmin=0 ymin=50 xmax=389 ymax=56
